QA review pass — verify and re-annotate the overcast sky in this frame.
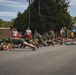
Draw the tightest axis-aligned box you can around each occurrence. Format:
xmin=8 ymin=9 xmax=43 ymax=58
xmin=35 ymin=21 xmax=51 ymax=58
xmin=0 ymin=0 xmax=76 ymax=21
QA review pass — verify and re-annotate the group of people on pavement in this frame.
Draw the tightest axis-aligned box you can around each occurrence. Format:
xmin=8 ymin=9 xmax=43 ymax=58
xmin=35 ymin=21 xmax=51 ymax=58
xmin=0 ymin=27 xmax=36 ymax=51
xmin=60 ymin=27 xmax=75 ymax=45
xmin=0 ymin=26 xmax=76 ymax=51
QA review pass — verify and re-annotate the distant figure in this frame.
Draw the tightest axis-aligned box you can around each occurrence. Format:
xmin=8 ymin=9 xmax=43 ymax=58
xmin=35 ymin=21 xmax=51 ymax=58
xmin=10 ymin=35 xmax=36 ymax=51
xmin=24 ymin=27 xmax=32 ymax=43
xmin=70 ymin=32 xmax=75 ymax=42
xmin=34 ymin=31 xmax=47 ymax=47
xmin=60 ymin=27 xmax=65 ymax=45
xmin=11 ymin=28 xmax=19 ymax=38
xmin=1 ymin=39 xmax=13 ymax=51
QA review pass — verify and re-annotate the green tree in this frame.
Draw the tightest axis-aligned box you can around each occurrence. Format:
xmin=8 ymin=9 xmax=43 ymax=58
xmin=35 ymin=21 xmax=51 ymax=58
xmin=13 ymin=0 xmax=72 ymax=34
xmin=0 ymin=19 xmax=12 ymax=28
xmin=72 ymin=16 xmax=76 ymax=24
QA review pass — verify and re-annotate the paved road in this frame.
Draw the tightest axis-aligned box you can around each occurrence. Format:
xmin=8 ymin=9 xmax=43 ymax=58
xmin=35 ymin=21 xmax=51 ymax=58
xmin=0 ymin=44 xmax=76 ymax=75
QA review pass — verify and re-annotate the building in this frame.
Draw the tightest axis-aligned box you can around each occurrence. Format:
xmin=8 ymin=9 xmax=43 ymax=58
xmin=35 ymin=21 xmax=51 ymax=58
xmin=0 ymin=28 xmax=11 ymax=38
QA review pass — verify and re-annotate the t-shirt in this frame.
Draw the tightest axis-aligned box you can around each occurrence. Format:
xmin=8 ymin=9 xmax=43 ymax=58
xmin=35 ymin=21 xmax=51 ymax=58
xmin=13 ymin=31 xmax=18 ymax=37
xmin=26 ymin=30 xmax=31 ymax=35
xmin=70 ymin=32 xmax=74 ymax=37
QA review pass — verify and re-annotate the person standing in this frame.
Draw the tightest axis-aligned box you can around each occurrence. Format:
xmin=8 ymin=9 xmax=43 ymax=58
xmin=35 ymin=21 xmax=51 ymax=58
xmin=70 ymin=32 xmax=75 ymax=42
xmin=60 ymin=27 xmax=65 ymax=45
xmin=12 ymin=28 xmax=19 ymax=38
xmin=25 ymin=27 xmax=32 ymax=43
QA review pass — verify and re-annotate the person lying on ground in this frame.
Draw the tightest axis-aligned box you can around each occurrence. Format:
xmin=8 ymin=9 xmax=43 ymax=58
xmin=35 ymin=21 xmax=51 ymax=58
xmin=47 ymin=37 xmax=55 ymax=46
xmin=64 ymin=38 xmax=76 ymax=45
xmin=1 ymin=39 xmax=13 ymax=51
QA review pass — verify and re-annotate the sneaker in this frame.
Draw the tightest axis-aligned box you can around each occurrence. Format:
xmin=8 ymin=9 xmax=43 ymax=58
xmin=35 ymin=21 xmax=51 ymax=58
xmin=32 ymin=47 xmax=36 ymax=51
xmin=36 ymin=44 xmax=39 ymax=49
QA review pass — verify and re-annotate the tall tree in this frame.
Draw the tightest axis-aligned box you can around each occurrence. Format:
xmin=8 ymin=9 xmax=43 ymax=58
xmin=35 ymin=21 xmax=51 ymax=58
xmin=13 ymin=0 xmax=72 ymax=34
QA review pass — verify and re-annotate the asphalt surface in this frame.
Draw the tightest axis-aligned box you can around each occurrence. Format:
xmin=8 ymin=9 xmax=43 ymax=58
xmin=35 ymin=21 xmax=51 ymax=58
xmin=0 ymin=44 xmax=76 ymax=75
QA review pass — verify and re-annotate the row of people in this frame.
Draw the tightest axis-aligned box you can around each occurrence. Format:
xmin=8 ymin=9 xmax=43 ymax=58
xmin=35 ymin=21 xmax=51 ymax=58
xmin=60 ymin=27 xmax=75 ymax=45
xmin=0 ymin=27 xmax=75 ymax=51
xmin=0 ymin=27 xmax=55 ymax=51
xmin=0 ymin=27 xmax=36 ymax=51
xmin=0 ymin=37 xmax=36 ymax=51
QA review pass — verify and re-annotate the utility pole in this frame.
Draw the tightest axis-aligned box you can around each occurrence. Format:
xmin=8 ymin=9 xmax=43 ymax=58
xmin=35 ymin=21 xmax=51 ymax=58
xmin=28 ymin=0 xmax=30 ymax=28
xmin=39 ymin=0 xmax=40 ymax=15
